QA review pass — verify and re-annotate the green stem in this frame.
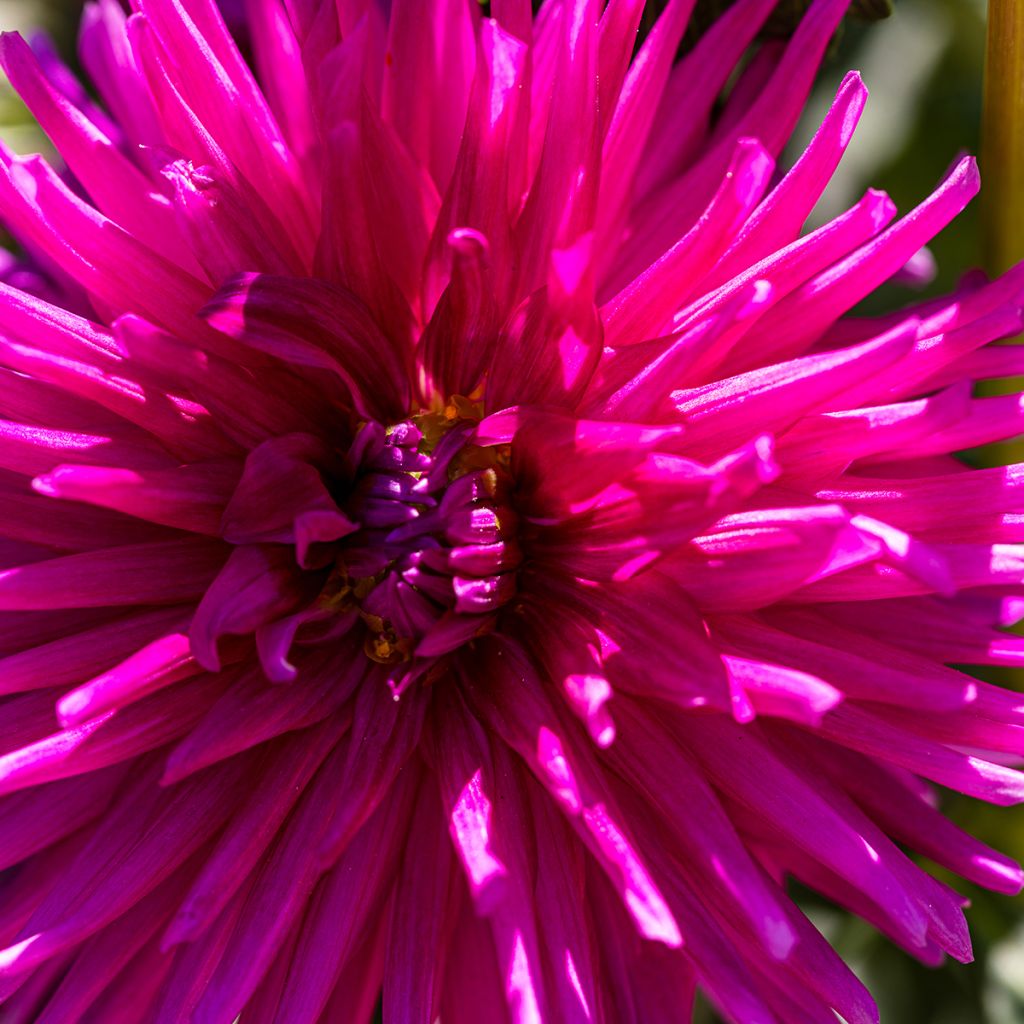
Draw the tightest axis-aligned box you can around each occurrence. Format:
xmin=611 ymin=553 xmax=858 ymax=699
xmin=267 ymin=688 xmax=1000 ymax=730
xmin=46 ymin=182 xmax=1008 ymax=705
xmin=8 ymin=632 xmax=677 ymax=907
xmin=982 ymin=0 xmax=1024 ymax=274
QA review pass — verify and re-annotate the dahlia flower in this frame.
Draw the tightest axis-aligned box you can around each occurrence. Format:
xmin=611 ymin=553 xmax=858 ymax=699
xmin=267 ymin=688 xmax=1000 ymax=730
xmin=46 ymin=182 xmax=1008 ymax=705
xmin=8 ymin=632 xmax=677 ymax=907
xmin=0 ymin=0 xmax=1021 ymax=1021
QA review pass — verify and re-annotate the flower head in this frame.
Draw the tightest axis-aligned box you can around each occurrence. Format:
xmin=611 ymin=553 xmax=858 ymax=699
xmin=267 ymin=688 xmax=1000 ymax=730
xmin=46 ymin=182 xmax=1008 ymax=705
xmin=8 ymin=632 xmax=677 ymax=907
xmin=0 ymin=0 xmax=1021 ymax=1021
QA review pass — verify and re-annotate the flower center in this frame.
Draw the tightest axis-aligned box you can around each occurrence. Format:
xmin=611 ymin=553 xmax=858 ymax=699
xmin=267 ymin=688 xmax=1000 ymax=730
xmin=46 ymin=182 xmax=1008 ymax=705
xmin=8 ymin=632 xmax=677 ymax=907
xmin=324 ymin=400 xmax=519 ymax=690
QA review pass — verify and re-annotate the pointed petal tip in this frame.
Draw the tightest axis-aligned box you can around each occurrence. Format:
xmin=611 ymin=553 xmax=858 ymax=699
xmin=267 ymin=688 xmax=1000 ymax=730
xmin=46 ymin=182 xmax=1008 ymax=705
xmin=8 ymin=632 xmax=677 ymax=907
xmin=448 ymin=227 xmax=491 ymax=262
xmin=0 ymin=31 xmax=24 ymax=57
xmin=731 ymin=135 xmax=774 ymax=173
xmin=951 ymin=154 xmax=980 ymax=193
xmin=818 ymin=69 xmax=870 ymax=150
xmin=839 ymin=68 xmax=867 ymax=97
xmin=29 ymin=473 xmax=57 ymax=498
xmin=54 ymin=691 xmax=90 ymax=729
xmin=981 ymin=856 xmax=1024 ymax=895
xmin=862 ymin=187 xmax=897 ymax=226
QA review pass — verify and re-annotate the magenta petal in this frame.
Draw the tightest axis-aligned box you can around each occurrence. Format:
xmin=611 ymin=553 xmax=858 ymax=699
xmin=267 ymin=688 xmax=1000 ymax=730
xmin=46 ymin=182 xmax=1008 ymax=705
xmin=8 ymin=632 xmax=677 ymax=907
xmin=189 ymin=544 xmax=316 ymax=672
xmin=382 ymin=781 xmax=459 ymax=1024
xmin=0 ymin=752 xmax=253 ymax=978
xmin=55 ymin=630 xmax=196 ymax=727
xmin=220 ymin=433 xmax=355 ymax=560
xmin=183 ymin=735 xmax=366 ymax=1023
xmin=0 ymin=606 xmax=187 ymax=697
xmin=33 ymin=460 xmax=239 ymax=536
xmin=0 ymin=32 xmax=195 ymax=272
xmin=0 ymin=672 xmax=229 ymax=798
xmin=466 ymin=638 xmax=682 ymax=948
xmin=163 ymin=714 xmax=347 ymax=949
xmin=317 ymin=681 xmax=427 ymax=866
xmin=602 ymin=138 xmax=774 ymax=346
xmin=0 ymin=539 xmax=225 ymax=610
xmin=203 ymin=273 xmax=411 ymax=421
xmin=426 ymin=686 xmax=509 ymax=914
xmin=596 ymin=0 xmax=698 ymax=259
xmin=270 ymin=768 xmax=420 ymax=1023
xmin=161 ymin=649 xmax=359 ymax=784
xmin=715 ymin=71 xmax=869 ymax=275
xmin=0 ymin=1 xmax=1019 ymax=1020
xmin=0 ymin=148 xmax=213 ymax=339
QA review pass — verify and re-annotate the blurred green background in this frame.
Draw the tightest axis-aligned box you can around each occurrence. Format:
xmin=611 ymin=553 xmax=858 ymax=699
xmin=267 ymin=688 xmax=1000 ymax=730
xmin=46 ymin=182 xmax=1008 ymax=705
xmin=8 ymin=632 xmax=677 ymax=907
xmin=0 ymin=1 xmax=1019 ymax=1022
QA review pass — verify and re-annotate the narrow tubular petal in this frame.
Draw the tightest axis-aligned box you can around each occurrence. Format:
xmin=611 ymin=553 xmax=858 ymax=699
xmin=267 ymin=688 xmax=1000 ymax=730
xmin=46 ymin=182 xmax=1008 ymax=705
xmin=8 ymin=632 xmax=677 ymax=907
xmin=32 ymin=460 xmax=240 ymax=535
xmin=163 ymin=158 xmax=305 ymax=283
xmin=163 ymin=716 xmax=346 ymax=949
xmin=709 ymin=71 xmax=869 ymax=280
xmin=0 ymin=476 xmax=174 ymax=552
xmin=424 ymin=685 xmax=509 ymax=914
xmin=78 ymin=933 xmax=177 ymax=1022
xmin=314 ymin=919 xmax=389 ymax=1024
xmin=0 ymin=766 xmax=125 ymax=873
xmin=112 ymin=314 xmax=325 ymax=450
xmin=32 ymin=862 xmax=191 ymax=1024
xmin=721 ymin=655 xmax=842 ymax=726
xmin=316 ymin=121 xmax=420 ymax=353
xmin=382 ymin=781 xmax=459 ymax=1024
xmin=0 ymin=418 xmax=174 ymax=479
xmin=605 ymin=697 xmax=797 ymax=959
xmin=787 ymin=731 xmax=1024 ymax=895
xmin=439 ymin=883 xmax=512 ymax=1024
xmin=136 ymin=0 xmax=317 ymax=259
xmin=602 ymin=138 xmax=774 ymax=347
xmin=272 ymin=767 xmax=419 ymax=1024
xmin=484 ymin=741 xmax=556 ymax=1024
xmin=317 ymin=683 xmax=427 ymax=866
xmin=672 ymin=322 xmax=916 ymax=455
xmin=596 ymin=0 xmax=646 ymax=131
xmin=736 ymin=156 xmax=982 ymax=368
xmin=186 ymin=734 xmax=362 ymax=1024
xmin=0 ymin=539 xmax=226 ymax=610
xmin=673 ymin=715 xmax=936 ymax=951
xmin=189 ymin=543 xmax=319 ymax=671
xmin=0 ymin=606 xmax=187 ymax=696
xmin=620 ymin=0 xmax=852 ymax=280
xmin=464 ymin=639 xmax=682 ymax=949
xmin=55 ymin=630 xmax=197 ymax=727
xmin=150 ymin=872 xmax=258 ymax=1024
xmin=528 ymin=785 xmax=601 ymax=1024
xmin=0 ymin=285 xmax=235 ymax=460
xmin=595 ymin=0 xmax=698 ymax=258
xmin=513 ymin=0 xmax=601 ymax=298
xmin=714 ymin=610 xmax=976 ymax=711
xmin=233 ymin=913 xmax=304 ymax=1024
xmin=0 ymin=32 xmax=193 ymax=269
xmin=0 ymin=149 xmax=214 ymax=340
xmin=814 ymin=705 xmax=1024 ymax=805
xmin=634 ymin=0 xmax=778 ymax=200
xmin=161 ymin=649 xmax=359 ymax=784
xmin=675 ymin=188 xmax=898 ymax=374
xmin=0 ymin=672 xmax=230 ymax=797
xmin=245 ymin=0 xmax=316 ymax=163
xmin=0 ymin=753 xmax=253 ymax=979
xmin=203 ymin=273 xmax=410 ymax=421
xmin=78 ymin=0 xmax=163 ymax=148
